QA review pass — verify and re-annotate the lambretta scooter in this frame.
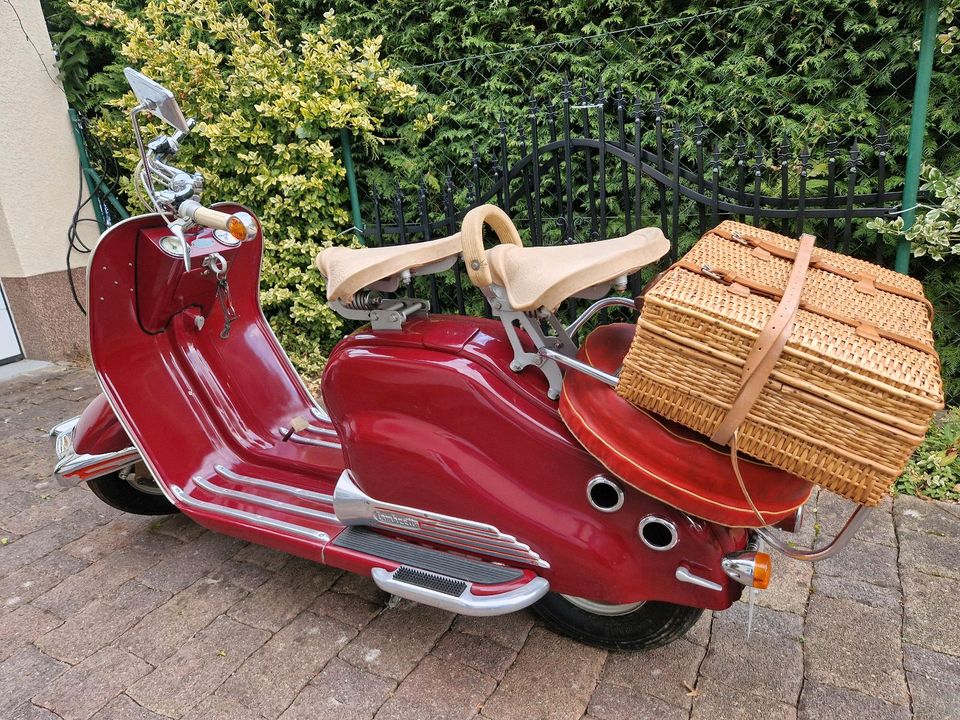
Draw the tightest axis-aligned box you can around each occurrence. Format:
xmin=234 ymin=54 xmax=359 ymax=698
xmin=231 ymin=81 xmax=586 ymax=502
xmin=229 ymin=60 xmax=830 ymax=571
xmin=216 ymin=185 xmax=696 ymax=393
xmin=50 ymin=69 xmax=866 ymax=651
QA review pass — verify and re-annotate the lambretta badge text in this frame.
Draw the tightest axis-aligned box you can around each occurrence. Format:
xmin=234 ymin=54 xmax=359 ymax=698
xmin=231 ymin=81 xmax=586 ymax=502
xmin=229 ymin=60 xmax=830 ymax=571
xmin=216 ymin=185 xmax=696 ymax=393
xmin=372 ymin=510 xmax=420 ymax=529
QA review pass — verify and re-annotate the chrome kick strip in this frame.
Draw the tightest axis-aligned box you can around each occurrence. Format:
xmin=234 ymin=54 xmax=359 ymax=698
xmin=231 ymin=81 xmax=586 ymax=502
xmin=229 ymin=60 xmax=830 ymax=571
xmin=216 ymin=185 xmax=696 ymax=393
xmin=194 ymin=476 xmax=339 ymax=523
xmin=371 ymin=567 xmax=549 ymax=617
xmin=306 ymin=424 xmax=338 ymax=437
xmin=311 ymin=406 xmax=332 ymax=424
xmin=213 ymin=465 xmax=334 ymax=505
xmin=278 ymin=428 xmax=341 ymax=449
xmin=174 ymin=484 xmax=331 ymax=542
xmin=334 ymin=470 xmax=549 ymax=569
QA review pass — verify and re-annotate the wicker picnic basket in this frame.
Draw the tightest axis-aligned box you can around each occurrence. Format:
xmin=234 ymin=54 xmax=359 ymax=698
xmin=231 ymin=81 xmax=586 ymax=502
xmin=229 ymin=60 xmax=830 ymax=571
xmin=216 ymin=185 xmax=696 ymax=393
xmin=616 ymin=220 xmax=944 ymax=506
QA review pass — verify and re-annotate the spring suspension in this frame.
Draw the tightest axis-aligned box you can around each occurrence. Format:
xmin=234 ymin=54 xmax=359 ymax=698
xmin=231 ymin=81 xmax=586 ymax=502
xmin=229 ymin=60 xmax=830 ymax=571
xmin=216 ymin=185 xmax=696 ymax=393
xmin=345 ymin=291 xmax=383 ymax=311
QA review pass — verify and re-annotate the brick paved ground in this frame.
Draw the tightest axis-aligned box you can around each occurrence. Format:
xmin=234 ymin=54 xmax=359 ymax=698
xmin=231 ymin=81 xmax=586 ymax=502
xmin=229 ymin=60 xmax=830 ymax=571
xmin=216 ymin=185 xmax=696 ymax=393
xmin=1 ymin=364 xmax=959 ymax=720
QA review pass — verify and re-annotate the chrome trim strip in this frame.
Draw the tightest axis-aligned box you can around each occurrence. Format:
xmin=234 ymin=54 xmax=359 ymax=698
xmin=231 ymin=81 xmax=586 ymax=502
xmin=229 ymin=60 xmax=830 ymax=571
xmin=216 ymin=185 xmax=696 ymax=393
xmin=213 ymin=465 xmax=334 ymax=505
xmin=310 ymin=406 xmax=332 ymax=424
xmin=371 ymin=567 xmax=549 ymax=616
xmin=174 ymin=484 xmax=331 ymax=542
xmin=757 ymin=505 xmax=870 ymax=562
xmin=278 ymin=427 xmax=341 ymax=449
xmin=194 ymin=476 xmax=339 ymax=523
xmin=305 ymin=424 xmax=338 ymax=437
xmin=334 ymin=470 xmax=549 ymax=569
xmin=675 ymin=566 xmax=723 ymax=592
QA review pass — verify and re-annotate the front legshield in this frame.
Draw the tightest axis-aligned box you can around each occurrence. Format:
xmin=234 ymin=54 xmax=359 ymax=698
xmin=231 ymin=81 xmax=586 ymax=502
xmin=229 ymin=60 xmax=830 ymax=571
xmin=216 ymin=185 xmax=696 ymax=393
xmin=50 ymin=416 xmax=141 ymax=487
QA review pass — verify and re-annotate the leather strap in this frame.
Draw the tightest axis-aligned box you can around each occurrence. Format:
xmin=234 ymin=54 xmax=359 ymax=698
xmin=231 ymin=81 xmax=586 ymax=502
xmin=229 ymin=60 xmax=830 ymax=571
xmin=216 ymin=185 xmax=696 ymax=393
xmin=710 ymin=233 xmax=816 ymax=446
xmin=712 ymin=226 xmax=934 ymax=319
xmin=677 ymin=261 xmax=939 ymax=360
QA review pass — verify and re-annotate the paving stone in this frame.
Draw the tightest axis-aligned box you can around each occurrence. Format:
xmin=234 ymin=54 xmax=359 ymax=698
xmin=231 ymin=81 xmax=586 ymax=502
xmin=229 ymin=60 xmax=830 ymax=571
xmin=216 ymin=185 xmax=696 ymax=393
xmin=120 ymin=575 xmax=250 ymax=665
xmin=904 ymin=643 xmax=960 ymax=720
xmin=233 ymin=543 xmax=291 ymax=572
xmin=0 ymin=551 xmax=88 ymax=614
xmin=893 ymin=494 xmax=960 ymax=538
xmin=127 ymin=614 xmax=271 ymax=718
xmin=797 ymin=679 xmax=910 ymax=720
xmin=147 ymin=513 xmax=206 ymax=542
xmin=898 ymin=527 xmax=960 ymax=580
xmin=684 ymin=610 xmax=713 ymax=647
xmin=2 ymin=486 xmax=101 ymax=536
xmin=902 ymin=571 xmax=960 ymax=656
xmin=89 ymin=694 xmax=169 ymax=720
xmin=209 ymin=558 xmax=273 ymax=592
xmin=311 ymin=588 xmax=382 ymax=629
xmin=586 ymin=681 xmax=689 ymax=720
xmin=138 ymin=531 xmax=246 ymax=593
xmin=182 ymin=694 xmax=270 ymax=720
xmin=9 ymin=703 xmax=64 ymax=720
xmin=217 ymin=611 xmax=357 ymax=719
xmin=432 ymin=629 xmax=518 ymax=680
xmin=35 ymin=580 xmax=169 ymax=664
xmin=700 ymin=605 xmax=803 ymax=705
xmin=33 ymin=646 xmax=153 ymax=720
xmin=228 ymin=557 xmax=340 ymax=632
xmin=453 ymin=610 xmax=536 ymax=651
xmin=813 ymin=538 xmax=900 ymax=589
xmin=0 ymin=647 xmax=68 ymax=717
xmin=339 ymin=599 xmax=454 ymax=680
xmin=376 ymin=653 xmax=496 ymax=720
xmin=815 ymin=492 xmax=896 ymax=548
xmin=34 ymin=543 xmax=167 ymax=617
xmin=601 ymin=638 xmax=705 ymax=710
xmin=0 ymin=604 xmax=63 ymax=661
xmin=689 ymin=677 xmax=796 ymax=720
xmin=810 ymin=573 xmax=902 ymax=611
xmin=755 ymin=554 xmax=812 ymax=615
xmin=278 ymin=657 xmax=396 ymax=720
xmin=803 ymin=594 xmax=909 ymax=706
xmin=61 ymin=514 xmax=154 ymax=562
xmin=0 ymin=510 xmax=101 ymax=578
xmin=331 ymin=571 xmax=387 ymax=604
xmin=481 ymin=626 xmax=606 ymax=720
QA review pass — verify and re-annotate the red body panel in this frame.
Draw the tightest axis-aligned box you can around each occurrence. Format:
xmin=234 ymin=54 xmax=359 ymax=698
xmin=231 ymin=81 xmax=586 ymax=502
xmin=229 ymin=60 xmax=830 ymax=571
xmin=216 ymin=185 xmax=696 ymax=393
xmin=73 ymin=393 xmax=131 ymax=455
xmin=85 ymin=208 xmax=749 ymax=611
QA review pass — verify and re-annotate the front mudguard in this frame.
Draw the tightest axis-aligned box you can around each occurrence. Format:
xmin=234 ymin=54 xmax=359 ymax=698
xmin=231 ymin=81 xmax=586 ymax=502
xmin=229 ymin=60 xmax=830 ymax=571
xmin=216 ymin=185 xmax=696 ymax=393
xmin=50 ymin=393 xmax=139 ymax=486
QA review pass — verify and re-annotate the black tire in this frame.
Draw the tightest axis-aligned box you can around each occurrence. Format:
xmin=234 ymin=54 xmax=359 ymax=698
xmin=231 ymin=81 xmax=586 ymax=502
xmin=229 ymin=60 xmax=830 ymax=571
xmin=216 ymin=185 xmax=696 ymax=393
xmin=532 ymin=592 xmax=702 ymax=651
xmin=87 ymin=464 xmax=178 ymax=516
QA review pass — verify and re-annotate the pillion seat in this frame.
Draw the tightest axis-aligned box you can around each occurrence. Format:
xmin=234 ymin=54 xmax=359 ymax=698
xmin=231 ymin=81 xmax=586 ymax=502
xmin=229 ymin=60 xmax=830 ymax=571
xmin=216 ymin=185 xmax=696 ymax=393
xmin=460 ymin=204 xmax=670 ymax=312
xmin=316 ymin=234 xmax=462 ymax=303
xmin=485 ymin=229 xmax=670 ymax=312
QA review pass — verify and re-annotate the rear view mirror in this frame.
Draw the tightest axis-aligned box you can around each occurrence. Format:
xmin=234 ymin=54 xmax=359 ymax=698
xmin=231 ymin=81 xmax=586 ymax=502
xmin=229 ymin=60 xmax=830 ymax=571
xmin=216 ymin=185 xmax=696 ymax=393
xmin=123 ymin=67 xmax=190 ymax=134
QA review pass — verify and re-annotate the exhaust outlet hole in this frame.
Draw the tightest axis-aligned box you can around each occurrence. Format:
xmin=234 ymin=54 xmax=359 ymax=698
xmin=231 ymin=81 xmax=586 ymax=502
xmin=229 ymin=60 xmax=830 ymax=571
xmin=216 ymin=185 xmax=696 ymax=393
xmin=587 ymin=476 xmax=624 ymax=513
xmin=638 ymin=516 xmax=678 ymax=551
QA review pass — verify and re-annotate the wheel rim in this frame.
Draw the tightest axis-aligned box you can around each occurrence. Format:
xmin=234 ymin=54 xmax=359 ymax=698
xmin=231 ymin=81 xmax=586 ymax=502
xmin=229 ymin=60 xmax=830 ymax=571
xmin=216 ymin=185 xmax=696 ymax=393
xmin=119 ymin=463 xmax=164 ymax=496
xmin=561 ymin=594 xmax=646 ymax=616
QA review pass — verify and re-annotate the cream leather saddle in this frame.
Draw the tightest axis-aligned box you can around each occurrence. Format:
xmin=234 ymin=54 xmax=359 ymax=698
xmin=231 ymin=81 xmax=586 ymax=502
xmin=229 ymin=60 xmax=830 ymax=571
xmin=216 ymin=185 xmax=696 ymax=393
xmin=316 ymin=207 xmax=668 ymax=311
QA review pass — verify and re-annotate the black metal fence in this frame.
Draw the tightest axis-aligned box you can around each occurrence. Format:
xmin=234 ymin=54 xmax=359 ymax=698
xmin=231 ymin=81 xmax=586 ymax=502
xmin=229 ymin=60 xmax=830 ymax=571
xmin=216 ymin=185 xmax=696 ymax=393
xmin=361 ymin=80 xmax=904 ymax=318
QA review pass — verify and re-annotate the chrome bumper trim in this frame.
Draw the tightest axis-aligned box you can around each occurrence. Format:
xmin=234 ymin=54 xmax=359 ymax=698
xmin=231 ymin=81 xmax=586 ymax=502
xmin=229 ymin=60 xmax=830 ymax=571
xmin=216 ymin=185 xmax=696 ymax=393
xmin=174 ymin=484 xmax=331 ymax=542
xmin=194 ymin=476 xmax=338 ymax=523
xmin=371 ymin=567 xmax=549 ymax=616
xmin=50 ymin=416 xmax=141 ymax=487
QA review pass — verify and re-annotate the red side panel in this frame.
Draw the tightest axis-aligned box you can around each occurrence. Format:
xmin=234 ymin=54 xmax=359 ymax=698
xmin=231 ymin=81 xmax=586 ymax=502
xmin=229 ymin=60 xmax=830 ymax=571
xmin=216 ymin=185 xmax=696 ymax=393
xmin=73 ymin=393 xmax=131 ymax=455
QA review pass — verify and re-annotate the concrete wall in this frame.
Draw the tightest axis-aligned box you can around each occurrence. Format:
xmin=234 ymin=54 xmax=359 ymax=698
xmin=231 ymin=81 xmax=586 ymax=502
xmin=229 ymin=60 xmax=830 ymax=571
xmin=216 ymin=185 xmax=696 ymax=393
xmin=0 ymin=0 xmax=100 ymax=360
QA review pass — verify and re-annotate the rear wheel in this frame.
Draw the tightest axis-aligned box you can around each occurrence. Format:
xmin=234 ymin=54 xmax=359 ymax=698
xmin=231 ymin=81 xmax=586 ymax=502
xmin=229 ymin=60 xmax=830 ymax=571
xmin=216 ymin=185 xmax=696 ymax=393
xmin=533 ymin=592 xmax=702 ymax=651
xmin=86 ymin=462 xmax=178 ymax=516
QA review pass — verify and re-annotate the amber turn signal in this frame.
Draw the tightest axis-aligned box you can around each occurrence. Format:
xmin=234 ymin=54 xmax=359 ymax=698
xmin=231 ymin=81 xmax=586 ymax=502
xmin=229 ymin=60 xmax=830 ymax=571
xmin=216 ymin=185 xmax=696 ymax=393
xmin=720 ymin=550 xmax=773 ymax=590
xmin=226 ymin=216 xmax=248 ymax=242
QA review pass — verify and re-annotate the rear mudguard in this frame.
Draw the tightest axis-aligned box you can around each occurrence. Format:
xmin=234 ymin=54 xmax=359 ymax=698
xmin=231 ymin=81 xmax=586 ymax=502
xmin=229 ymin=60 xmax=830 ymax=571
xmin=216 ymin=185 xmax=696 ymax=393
xmin=74 ymin=393 xmax=133 ymax=456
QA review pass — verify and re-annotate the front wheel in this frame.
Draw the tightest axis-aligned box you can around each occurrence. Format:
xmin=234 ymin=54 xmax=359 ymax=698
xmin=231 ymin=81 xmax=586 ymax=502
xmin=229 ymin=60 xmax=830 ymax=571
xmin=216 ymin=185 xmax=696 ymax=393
xmin=532 ymin=592 xmax=702 ymax=651
xmin=86 ymin=462 xmax=178 ymax=516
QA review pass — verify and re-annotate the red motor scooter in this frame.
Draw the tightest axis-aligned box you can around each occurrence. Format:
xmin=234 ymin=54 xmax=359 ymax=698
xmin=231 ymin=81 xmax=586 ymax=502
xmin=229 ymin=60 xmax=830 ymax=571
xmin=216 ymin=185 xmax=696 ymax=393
xmin=50 ymin=70 xmax=868 ymax=651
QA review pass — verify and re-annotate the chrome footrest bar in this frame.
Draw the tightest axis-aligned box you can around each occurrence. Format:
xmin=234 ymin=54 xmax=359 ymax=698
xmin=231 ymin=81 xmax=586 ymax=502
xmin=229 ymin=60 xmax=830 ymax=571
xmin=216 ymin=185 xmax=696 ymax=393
xmin=757 ymin=505 xmax=871 ymax=561
xmin=277 ymin=427 xmax=341 ymax=449
xmin=371 ymin=567 xmax=549 ymax=616
xmin=213 ymin=465 xmax=333 ymax=505
xmin=194 ymin=476 xmax=338 ymax=523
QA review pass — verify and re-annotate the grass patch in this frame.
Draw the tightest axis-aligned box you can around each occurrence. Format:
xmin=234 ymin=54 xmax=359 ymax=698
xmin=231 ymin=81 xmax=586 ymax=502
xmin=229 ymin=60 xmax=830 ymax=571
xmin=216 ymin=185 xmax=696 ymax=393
xmin=895 ymin=407 xmax=960 ymax=503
